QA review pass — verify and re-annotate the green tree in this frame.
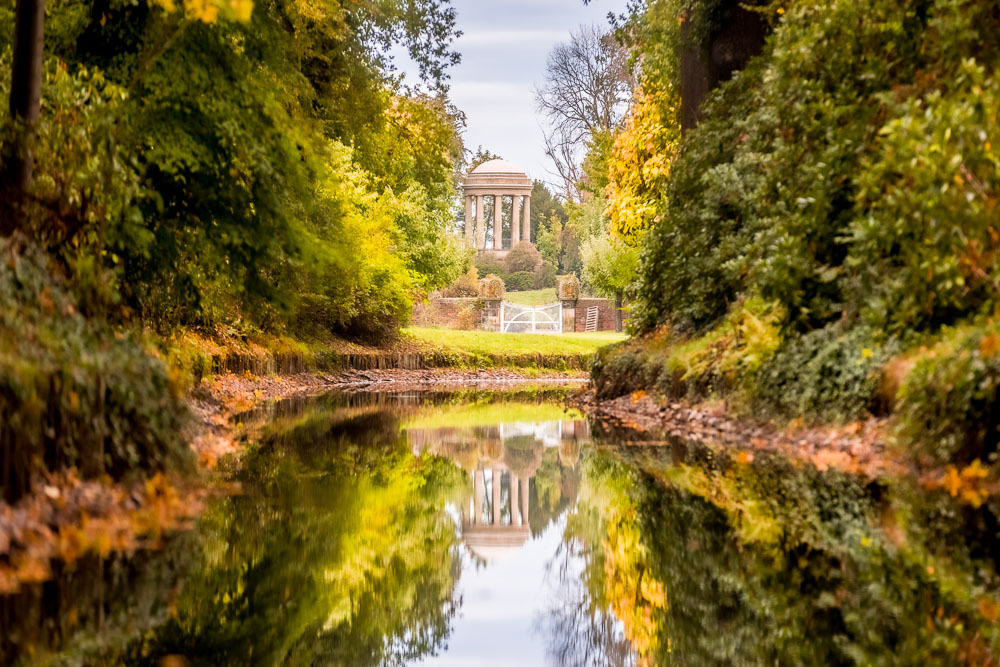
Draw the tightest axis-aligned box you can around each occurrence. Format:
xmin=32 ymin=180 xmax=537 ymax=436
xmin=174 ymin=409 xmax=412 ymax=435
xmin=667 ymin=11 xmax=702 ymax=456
xmin=536 ymin=213 xmax=582 ymax=276
xmin=2 ymin=0 xmax=467 ymax=341
xmin=529 ymin=179 xmax=567 ymax=241
xmin=467 ymin=145 xmax=502 ymax=171
xmin=580 ymin=233 xmax=638 ymax=331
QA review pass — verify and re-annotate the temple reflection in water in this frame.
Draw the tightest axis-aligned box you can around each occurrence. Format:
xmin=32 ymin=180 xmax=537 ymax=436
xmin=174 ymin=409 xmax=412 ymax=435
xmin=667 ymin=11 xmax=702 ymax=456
xmin=407 ymin=418 xmax=590 ymax=561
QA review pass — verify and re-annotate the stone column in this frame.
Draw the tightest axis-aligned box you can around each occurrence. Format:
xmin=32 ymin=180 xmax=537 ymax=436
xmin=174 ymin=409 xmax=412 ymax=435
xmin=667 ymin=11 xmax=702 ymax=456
xmin=522 ymin=195 xmax=531 ymax=243
xmin=511 ymin=196 xmax=521 ymax=246
xmin=492 ymin=467 xmax=502 ymax=524
xmin=510 ymin=475 xmax=520 ymax=525
xmin=493 ymin=194 xmax=503 ymax=250
xmin=464 ymin=195 xmax=474 ymax=246
xmin=520 ymin=476 xmax=530 ymax=525
xmin=473 ymin=469 xmax=483 ymax=524
xmin=476 ymin=195 xmax=485 ymax=250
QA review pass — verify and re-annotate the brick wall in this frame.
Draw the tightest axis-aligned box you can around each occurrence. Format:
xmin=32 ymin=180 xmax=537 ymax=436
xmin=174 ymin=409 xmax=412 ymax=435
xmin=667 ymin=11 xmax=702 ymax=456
xmin=574 ymin=298 xmax=623 ymax=332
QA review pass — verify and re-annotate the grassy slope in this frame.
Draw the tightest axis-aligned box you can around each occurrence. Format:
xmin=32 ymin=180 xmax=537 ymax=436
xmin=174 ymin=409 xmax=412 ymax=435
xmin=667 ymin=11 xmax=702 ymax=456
xmin=504 ymin=288 xmax=558 ymax=305
xmin=504 ymin=288 xmax=601 ymax=305
xmin=165 ymin=327 xmax=628 ymax=385
xmin=404 ymin=327 xmax=627 ymax=357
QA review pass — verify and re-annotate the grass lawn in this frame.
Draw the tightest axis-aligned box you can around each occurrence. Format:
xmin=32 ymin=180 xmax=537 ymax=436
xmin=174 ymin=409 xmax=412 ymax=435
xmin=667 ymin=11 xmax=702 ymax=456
xmin=504 ymin=288 xmax=557 ymax=305
xmin=405 ymin=327 xmax=628 ymax=357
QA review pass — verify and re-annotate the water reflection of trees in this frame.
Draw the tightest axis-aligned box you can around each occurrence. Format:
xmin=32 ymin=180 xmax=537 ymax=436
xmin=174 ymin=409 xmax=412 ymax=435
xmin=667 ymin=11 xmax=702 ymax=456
xmin=126 ymin=407 xmax=468 ymax=666
xmin=569 ymin=441 xmax=1000 ymax=665
xmin=0 ymin=404 xmax=468 ymax=666
xmin=1 ymin=390 xmax=596 ymax=665
xmin=540 ymin=539 xmax=637 ymax=667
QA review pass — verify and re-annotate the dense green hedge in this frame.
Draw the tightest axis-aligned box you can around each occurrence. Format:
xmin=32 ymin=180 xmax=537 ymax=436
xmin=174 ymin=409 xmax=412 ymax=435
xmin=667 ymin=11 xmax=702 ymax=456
xmin=895 ymin=321 xmax=1000 ymax=465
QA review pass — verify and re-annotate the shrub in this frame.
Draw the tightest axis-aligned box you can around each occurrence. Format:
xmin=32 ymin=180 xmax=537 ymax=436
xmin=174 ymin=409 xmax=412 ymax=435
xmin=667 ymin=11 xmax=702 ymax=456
xmin=895 ymin=322 xmax=1000 ymax=465
xmin=557 ymin=275 xmax=581 ymax=301
xmin=659 ymin=298 xmax=784 ymax=399
xmin=506 ymin=271 xmax=535 ymax=291
xmin=455 ymin=301 xmax=485 ymax=330
xmin=440 ymin=268 xmax=480 ymax=298
xmin=630 ymin=0 xmax=1000 ymax=339
xmin=0 ymin=238 xmax=191 ymax=503
xmin=478 ymin=274 xmax=506 ymax=300
xmin=752 ymin=324 xmax=896 ymax=423
xmin=505 ymin=241 xmax=543 ymax=274
xmin=591 ymin=340 xmax=663 ymax=400
xmin=474 ymin=255 xmax=508 ymax=281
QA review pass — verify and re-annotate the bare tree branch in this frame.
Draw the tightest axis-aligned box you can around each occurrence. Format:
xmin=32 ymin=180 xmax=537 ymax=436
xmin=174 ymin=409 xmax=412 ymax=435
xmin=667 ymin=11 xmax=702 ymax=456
xmin=535 ymin=24 xmax=634 ymax=201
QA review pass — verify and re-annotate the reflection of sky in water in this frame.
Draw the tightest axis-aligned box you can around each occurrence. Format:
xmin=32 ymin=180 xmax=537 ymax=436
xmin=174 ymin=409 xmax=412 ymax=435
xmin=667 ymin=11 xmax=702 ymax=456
xmin=413 ymin=415 xmax=598 ymax=665
xmin=418 ymin=515 xmax=570 ymax=667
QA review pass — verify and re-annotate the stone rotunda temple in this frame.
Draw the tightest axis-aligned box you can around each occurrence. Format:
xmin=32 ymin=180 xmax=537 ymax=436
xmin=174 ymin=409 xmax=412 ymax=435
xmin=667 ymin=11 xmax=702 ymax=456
xmin=462 ymin=159 xmax=532 ymax=256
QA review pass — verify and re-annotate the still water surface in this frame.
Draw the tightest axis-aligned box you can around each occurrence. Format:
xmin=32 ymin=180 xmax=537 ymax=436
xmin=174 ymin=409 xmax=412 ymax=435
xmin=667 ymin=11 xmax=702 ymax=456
xmin=3 ymin=387 xmax=1000 ymax=665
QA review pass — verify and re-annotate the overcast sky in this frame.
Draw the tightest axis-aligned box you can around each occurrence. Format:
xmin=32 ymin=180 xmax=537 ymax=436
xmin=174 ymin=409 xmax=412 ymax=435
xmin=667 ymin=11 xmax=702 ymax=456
xmin=399 ymin=0 xmax=630 ymax=186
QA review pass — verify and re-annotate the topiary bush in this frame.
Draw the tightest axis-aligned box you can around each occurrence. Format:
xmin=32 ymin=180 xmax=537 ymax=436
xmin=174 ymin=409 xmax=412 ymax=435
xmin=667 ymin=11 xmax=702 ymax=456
xmin=0 ymin=238 xmax=192 ymax=503
xmin=557 ymin=274 xmax=581 ymax=301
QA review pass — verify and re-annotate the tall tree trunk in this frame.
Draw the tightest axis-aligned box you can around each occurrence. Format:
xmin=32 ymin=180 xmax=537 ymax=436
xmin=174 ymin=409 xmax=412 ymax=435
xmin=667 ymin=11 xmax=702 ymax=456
xmin=0 ymin=0 xmax=46 ymax=236
xmin=614 ymin=290 xmax=623 ymax=333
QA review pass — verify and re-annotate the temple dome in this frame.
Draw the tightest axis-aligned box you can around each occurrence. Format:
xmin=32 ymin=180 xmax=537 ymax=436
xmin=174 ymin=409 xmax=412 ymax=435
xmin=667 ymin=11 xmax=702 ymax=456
xmin=463 ymin=159 xmax=532 ymax=194
xmin=471 ymin=159 xmax=528 ymax=177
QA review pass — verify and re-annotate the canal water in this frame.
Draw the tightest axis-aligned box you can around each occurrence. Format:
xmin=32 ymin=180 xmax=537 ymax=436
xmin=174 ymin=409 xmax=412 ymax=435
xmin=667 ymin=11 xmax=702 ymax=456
xmin=3 ymin=386 xmax=1000 ymax=665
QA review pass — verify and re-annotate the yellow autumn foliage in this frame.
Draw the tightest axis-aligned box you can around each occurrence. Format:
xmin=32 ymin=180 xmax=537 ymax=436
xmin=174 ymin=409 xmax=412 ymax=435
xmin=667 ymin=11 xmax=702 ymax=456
xmin=606 ymin=88 xmax=679 ymax=242
xmin=151 ymin=0 xmax=253 ymax=23
xmin=601 ymin=507 xmax=667 ymax=660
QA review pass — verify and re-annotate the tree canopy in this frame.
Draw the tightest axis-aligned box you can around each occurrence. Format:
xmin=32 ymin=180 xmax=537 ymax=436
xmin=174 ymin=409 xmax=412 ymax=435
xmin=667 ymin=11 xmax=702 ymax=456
xmin=0 ymin=0 xmax=468 ymax=342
